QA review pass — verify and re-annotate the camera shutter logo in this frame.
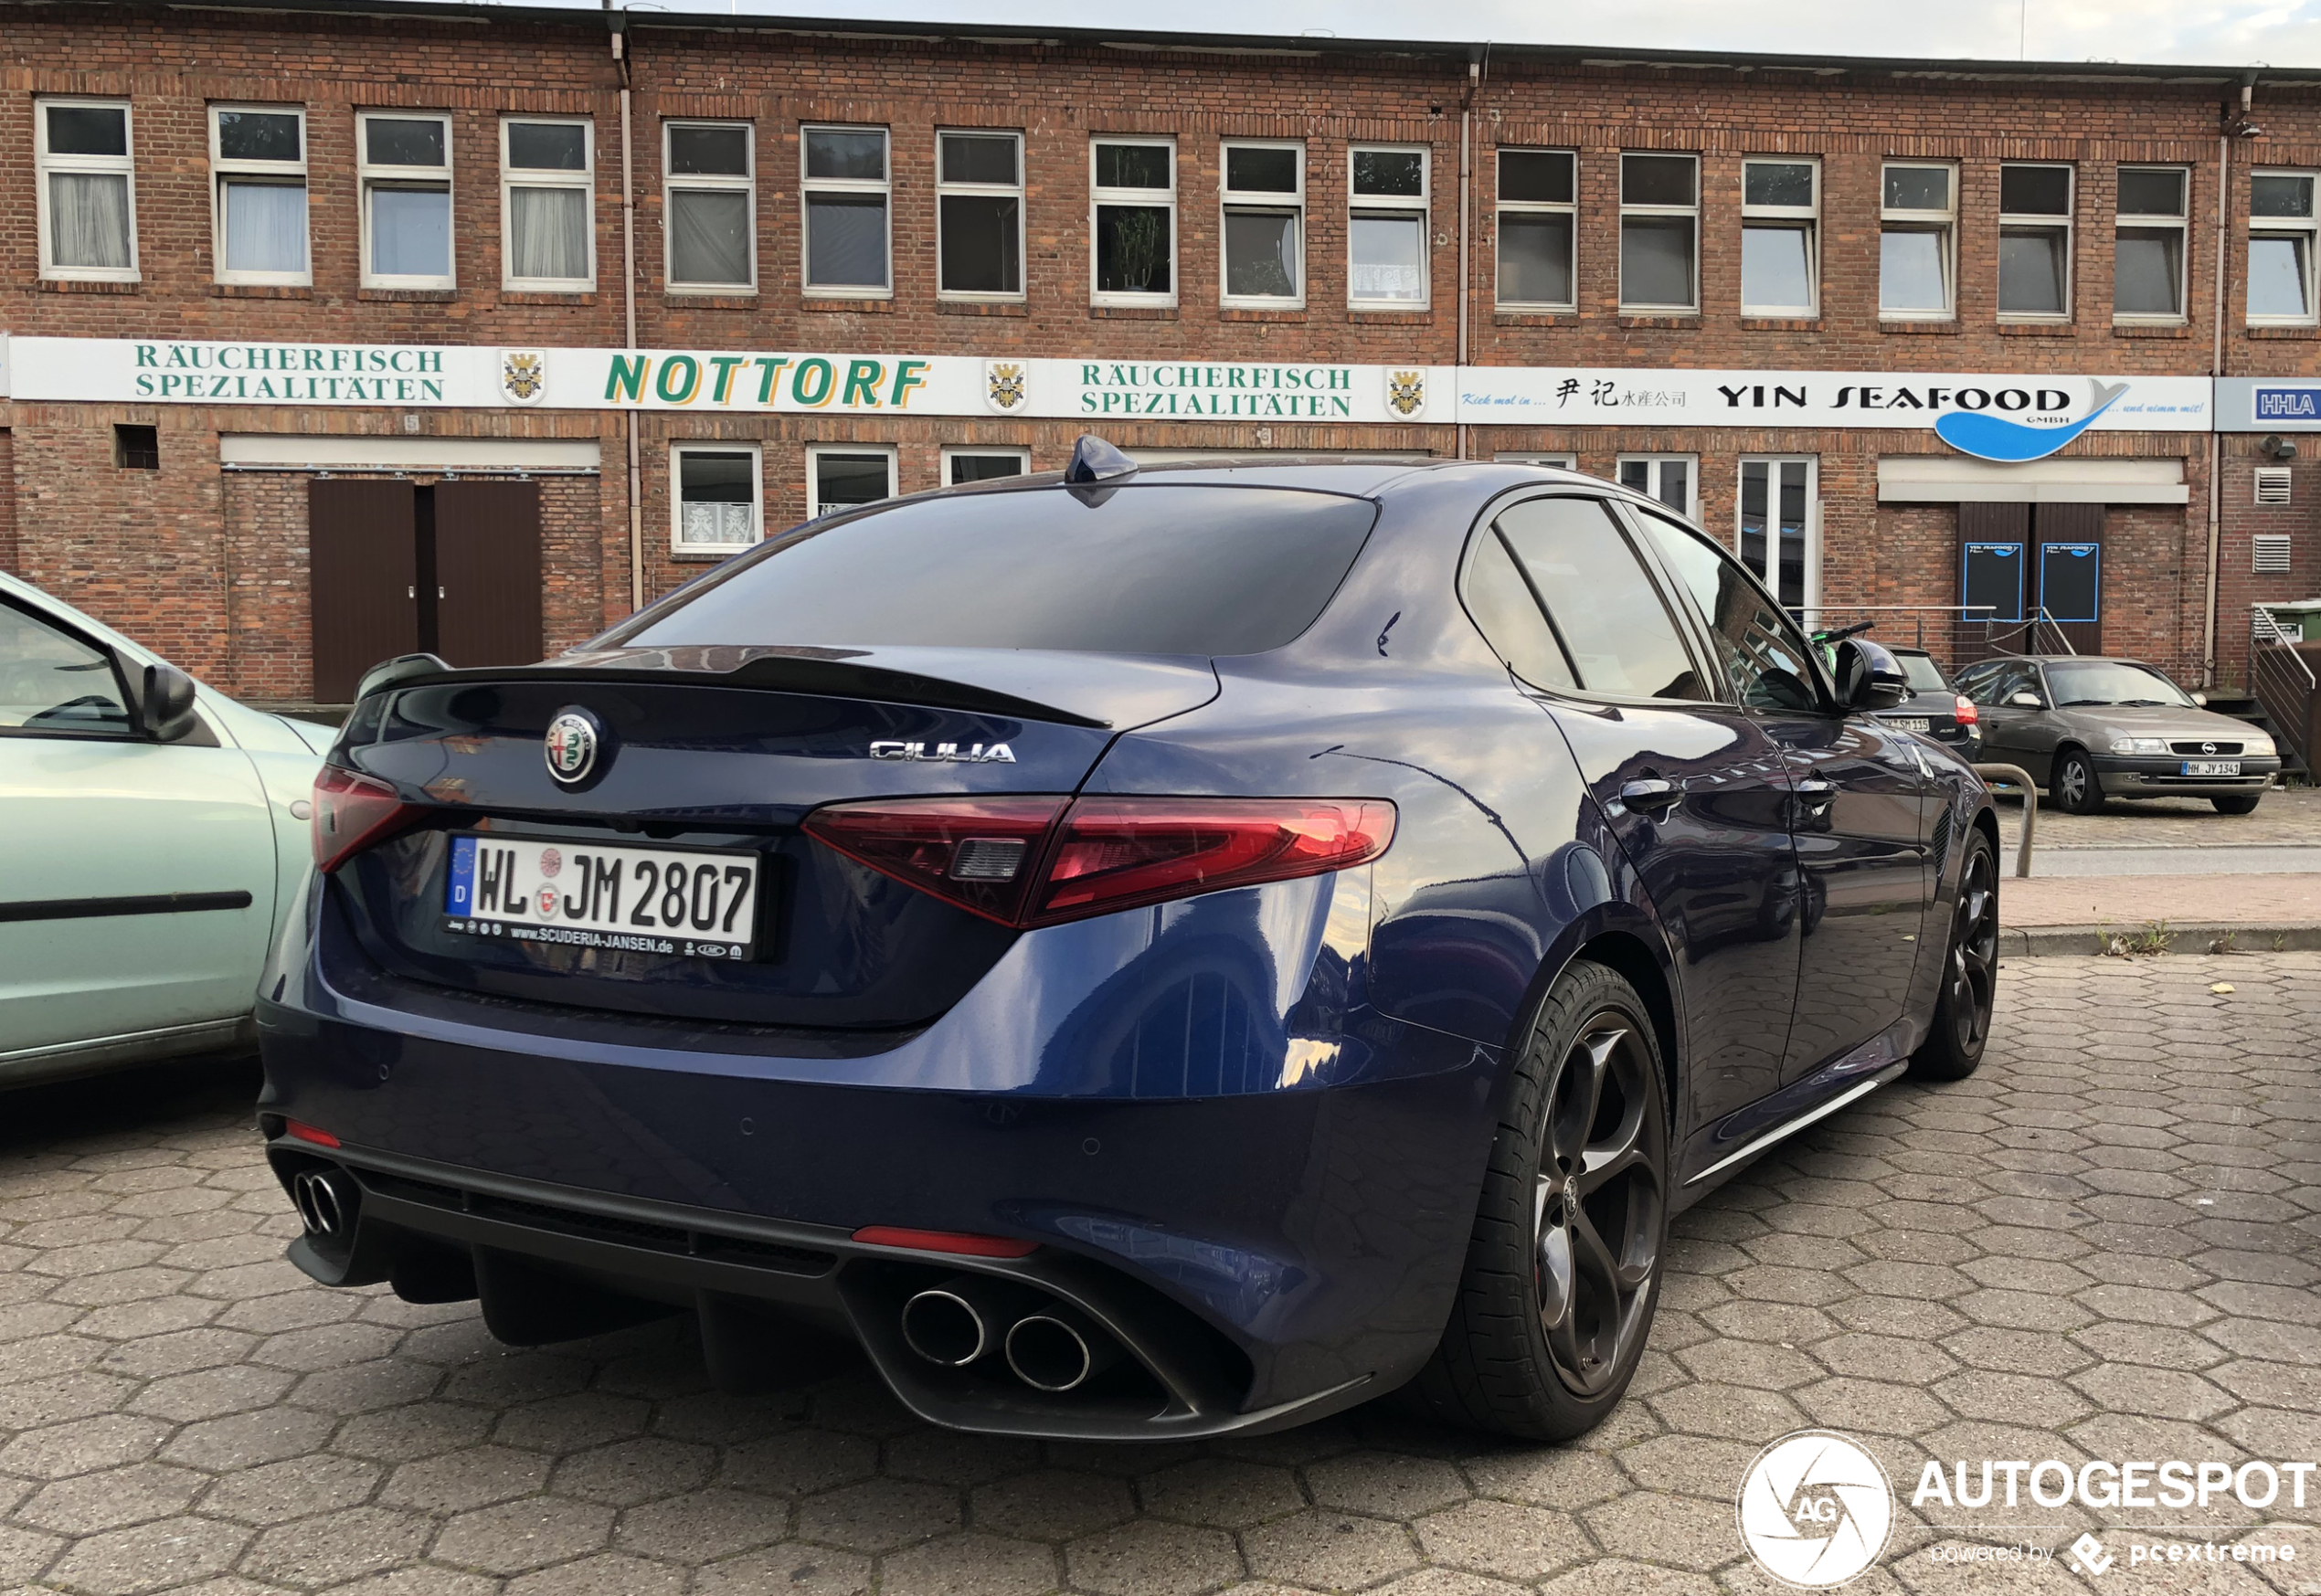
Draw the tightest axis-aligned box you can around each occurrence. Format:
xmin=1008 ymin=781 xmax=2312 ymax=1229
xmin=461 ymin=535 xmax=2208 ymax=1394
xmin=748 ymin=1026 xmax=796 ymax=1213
xmin=544 ymin=709 xmax=602 ymax=786
xmin=1736 ymin=1431 xmax=1894 ymax=1588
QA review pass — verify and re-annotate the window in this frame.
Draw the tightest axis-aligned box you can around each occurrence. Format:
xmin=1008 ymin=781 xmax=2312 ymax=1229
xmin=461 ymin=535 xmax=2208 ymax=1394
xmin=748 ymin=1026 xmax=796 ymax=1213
xmin=1460 ymin=521 xmax=1578 ymax=691
xmin=2115 ymin=165 xmax=2188 ymax=322
xmin=0 ymin=602 xmax=132 ymax=739
xmin=36 ymin=100 xmax=136 ymax=281
xmin=1738 ymin=458 xmax=1818 ymax=613
xmin=1998 ymin=164 xmax=2073 ymax=320
xmin=1495 ymin=497 xmax=1705 ymax=700
xmin=2253 ymin=534 xmax=2292 ymax=574
xmin=501 ymin=118 xmax=593 ymax=291
xmin=801 ymin=125 xmax=890 ymax=296
xmin=1618 ymin=153 xmax=1697 ymax=312
xmin=1495 ymin=149 xmax=1575 ymax=310
xmin=1091 ymin=140 xmax=1175 ymax=303
xmin=1349 ymin=146 xmax=1427 ymax=308
xmin=1632 ymin=513 xmax=1821 ymax=715
xmin=358 ymin=112 xmax=452 ymax=290
xmin=944 ymin=448 xmax=1029 ymax=486
xmin=937 ymin=131 xmax=1023 ymax=299
xmin=113 ymin=425 xmax=159 ymax=470
xmin=673 ymin=446 xmax=761 ymax=555
xmin=211 ymin=106 xmax=308 ymax=285
xmin=1741 ymin=158 xmax=1818 ymax=316
xmin=1221 ymin=142 xmax=1303 ymax=305
xmin=808 ymin=447 xmax=896 ymax=517
xmin=1616 ymin=456 xmax=1695 ymax=518
xmin=1495 ymin=452 xmax=1578 ymax=470
xmin=2249 ymin=171 xmax=2318 ymax=325
xmin=665 ymin=122 xmax=754 ymax=292
xmin=2255 ymin=465 xmax=2294 ymax=505
xmin=1881 ymin=163 xmax=1955 ymax=318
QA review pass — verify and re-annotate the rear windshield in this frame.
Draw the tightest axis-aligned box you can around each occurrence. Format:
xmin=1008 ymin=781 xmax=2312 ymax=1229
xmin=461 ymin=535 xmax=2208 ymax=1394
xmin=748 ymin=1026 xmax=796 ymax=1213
xmin=1896 ymin=653 xmax=1949 ymax=692
xmin=612 ymin=484 xmax=1379 ymax=656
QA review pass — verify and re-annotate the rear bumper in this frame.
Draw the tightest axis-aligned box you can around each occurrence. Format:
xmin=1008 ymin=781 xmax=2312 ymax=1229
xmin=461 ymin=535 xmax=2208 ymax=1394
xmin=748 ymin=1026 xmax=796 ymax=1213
xmin=2093 ymin=756 xmax=2280 ymax=797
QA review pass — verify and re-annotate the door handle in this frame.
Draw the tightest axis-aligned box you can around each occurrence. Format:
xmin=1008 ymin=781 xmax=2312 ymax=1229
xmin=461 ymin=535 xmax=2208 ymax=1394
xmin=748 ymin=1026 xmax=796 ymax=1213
xmin=1796 ymin=777 xmax=1837 ymax=813
xmin=1619 ymin=777 xmax=1682 ymax=814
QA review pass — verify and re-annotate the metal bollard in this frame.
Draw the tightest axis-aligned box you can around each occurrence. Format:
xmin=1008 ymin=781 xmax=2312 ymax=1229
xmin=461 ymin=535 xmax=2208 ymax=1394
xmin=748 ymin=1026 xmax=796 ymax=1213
xmin=1971 ymin=764 xmax=2040 ymax=879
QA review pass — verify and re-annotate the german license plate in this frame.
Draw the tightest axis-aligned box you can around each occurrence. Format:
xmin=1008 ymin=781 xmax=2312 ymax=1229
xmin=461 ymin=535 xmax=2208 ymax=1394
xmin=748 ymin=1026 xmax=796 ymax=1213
xmin=443 ymin=834 xmax=761 ymax=960
xmin=2181 ymin=759 xmax=2241 ymax=777
xmin=1888 ymin=717 xmax=1931 ymax=733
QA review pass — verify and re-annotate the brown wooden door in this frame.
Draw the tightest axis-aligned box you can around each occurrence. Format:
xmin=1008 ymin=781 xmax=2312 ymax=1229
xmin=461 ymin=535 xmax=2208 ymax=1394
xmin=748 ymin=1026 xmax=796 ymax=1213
xmin=309 ymin=480 xmax=419 ymax=703
xmin=1956 ymin=501 xmax=2030 ymax=663
xmin=434 ymin=481 xmax=543 ymax=669
xmin=2031 ymin=502 xmax=2104 ymax=656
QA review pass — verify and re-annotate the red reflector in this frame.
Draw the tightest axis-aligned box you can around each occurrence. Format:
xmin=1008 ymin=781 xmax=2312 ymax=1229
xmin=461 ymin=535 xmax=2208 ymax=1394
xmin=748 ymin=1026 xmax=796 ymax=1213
xmin=801 ymin=795 xmax=1394 ymax=929
xmin=1954 ymin=693 xmax=1980 ymax=728
xmin=312 ymin=765 xmax=424 ymax=873
xmin=852 ymin=1225 xmax=1038 ymax=1258
xmin=284 ymin=1119 xmax=340 ymax=1148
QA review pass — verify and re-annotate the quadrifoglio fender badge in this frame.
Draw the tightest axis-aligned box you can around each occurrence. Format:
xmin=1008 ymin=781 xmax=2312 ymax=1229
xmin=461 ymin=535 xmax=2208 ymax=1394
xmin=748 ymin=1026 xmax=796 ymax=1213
xmin=869 ymin=741 xmax=1016 ymax=764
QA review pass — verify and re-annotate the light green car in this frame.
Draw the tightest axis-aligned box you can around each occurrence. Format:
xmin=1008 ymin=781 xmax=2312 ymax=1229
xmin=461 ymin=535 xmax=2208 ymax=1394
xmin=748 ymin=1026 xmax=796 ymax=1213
xmin=1 ymin=571 xmax=329 ymax=1085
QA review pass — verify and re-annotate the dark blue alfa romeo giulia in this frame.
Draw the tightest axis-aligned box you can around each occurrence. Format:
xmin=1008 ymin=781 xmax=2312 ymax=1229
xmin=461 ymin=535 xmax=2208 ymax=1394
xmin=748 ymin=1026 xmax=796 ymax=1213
xmin=259 ymin=444 xmax=1998 ymax=1443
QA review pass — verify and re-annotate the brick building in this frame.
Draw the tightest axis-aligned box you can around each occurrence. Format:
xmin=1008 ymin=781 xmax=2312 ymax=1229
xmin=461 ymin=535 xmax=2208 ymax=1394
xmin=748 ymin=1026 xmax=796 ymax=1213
xmin=3 ymin=0 xmax=2320 ymax=708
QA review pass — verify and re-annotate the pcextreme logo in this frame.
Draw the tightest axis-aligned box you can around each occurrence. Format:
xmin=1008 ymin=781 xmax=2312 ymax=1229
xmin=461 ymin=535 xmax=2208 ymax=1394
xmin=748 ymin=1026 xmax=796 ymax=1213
xmin=1934 ymin=377 xmax=2129 ymax=462
xmin=1736 ymin=1431 xmax=1896 ymax=1588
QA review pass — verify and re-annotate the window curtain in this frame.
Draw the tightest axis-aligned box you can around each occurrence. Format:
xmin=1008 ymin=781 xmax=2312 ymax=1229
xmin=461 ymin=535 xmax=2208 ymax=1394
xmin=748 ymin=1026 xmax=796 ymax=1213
xmin=50 ymin=172 xmax=132 ymax=269
xmin=510 ymin=185 xmax=589 ymax=281
xmin=806 ymin=195 xmax=887 ymax=287
xmin=371 ymin=187 xmax=450 ymax=280
xmin=669 ymin=189 xmax=749 ymax=286
xmin=222 ymin=181 xmax=308 ymax=275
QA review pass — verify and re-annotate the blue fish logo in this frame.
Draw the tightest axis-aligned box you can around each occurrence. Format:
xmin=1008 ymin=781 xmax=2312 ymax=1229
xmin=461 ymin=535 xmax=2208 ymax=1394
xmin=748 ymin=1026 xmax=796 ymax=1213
xmin=1934 ymin=380 xmax=2127 ymax=462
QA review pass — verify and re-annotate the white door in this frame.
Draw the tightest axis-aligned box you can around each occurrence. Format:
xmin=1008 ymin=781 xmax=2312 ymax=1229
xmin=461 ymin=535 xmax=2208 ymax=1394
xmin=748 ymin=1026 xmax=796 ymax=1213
xmin=0 ymin=599 xmax=278 ymax=1058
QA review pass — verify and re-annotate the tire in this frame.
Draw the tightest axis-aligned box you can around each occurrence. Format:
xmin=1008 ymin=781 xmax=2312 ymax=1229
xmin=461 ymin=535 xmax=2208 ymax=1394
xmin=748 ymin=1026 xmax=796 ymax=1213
xmin=2049 ymin=749 xmax=2104 ymax=815
xmin=1407 ymin=960 xmax=1670 ymax=1441
xmin=2212 ymin=795 xmax=2263 ymax=816
xmin=1910 ymin=830 xmax=1998 ymax=1082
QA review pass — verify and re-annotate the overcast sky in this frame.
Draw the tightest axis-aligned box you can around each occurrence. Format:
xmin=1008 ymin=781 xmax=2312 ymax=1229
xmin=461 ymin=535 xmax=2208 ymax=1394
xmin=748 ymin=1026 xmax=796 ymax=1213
xmin=578 ymin=0 xmax=2321 ymax=69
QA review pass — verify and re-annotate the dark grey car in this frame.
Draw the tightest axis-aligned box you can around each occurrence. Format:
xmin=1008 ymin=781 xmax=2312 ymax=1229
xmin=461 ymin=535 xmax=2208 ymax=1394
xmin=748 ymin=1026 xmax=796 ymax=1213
xmin=1954 ymin=655 xmax=2281 ymax=815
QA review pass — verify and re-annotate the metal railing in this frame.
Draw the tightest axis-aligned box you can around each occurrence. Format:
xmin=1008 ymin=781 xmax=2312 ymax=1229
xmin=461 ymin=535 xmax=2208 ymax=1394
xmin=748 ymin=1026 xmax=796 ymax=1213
xmin=2250 ymin=606 xmax=2316 ymax=775
xmin=1972 ymin=764 xmax=2040 ymax=878
xmin=1804 ymin=605 xmax=2075 ymax=666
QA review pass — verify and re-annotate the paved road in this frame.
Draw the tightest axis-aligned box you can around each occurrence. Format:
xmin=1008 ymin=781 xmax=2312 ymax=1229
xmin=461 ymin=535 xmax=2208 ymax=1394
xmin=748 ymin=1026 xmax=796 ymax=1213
xmin=3 ymin=957 xmax=2318 ymax=1594
xmin=1994 ymin=786 xmax=2321 ymax=851
xmin=2027 ymin=846 xmax=2321 ymax=877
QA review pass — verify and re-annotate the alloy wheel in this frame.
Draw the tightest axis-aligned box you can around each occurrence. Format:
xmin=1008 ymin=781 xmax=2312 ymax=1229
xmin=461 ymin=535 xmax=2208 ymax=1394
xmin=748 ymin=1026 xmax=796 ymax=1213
xmin=2058 ymin=759 xmax=2089 ymax=809
xmin=1948 ymin=845 xmax=1999 ymax=1053
xmin=1533 ymin=1019 xmax=1665 ymax=1397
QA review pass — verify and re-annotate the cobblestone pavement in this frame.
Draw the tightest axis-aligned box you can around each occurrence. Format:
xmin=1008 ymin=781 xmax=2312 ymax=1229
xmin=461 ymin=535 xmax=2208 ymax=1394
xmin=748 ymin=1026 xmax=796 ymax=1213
xmin=1994 ymin=785 xmax=2321 ymax=851
xmin=3 ymin=956 xmax=2318 ymax=1596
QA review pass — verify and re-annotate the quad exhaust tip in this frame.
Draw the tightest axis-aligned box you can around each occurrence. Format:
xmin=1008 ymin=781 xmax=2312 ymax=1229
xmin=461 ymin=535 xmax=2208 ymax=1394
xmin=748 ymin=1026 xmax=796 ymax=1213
xmin=291 ymin=1168 xmax=350 ymax=1239
xmin=898 ymin=1286 xmax=993 ymax=1367
xmin=1004 ymin=1308 xmax=1121 ymax=1392
xmin=898 ymin=1277 xmax=1129 ymax=1393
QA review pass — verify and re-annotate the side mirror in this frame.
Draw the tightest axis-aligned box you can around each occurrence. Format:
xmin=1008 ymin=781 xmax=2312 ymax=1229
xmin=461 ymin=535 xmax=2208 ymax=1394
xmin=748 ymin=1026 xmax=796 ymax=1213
xmin=2008 ymin=691 xmax=2044 ymax=710
xmin=134 ymin=661 xmax=201 ymax=743
xmin=1835 ymin=639 xmax=1910 ymax=713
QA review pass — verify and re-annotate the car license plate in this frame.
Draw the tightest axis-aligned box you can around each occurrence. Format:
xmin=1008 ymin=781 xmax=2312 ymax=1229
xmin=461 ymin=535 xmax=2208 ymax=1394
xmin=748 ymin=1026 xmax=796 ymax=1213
xmin=443 ymin=834 xmax=762 ymax=960
xmin=1888 ymin=717 xmax=1931 ymax=733
xmin=2181 ymin=759 xmax=2242 ymax=777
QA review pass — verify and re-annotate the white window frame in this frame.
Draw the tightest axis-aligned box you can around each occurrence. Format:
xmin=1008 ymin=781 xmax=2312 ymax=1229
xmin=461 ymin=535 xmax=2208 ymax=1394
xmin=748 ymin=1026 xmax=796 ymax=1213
xmin=807 ymin=444 xmax=899 ymax=518
xmin=1219 ymin=139 xmax=1305 ymax=309
xmin=36 ymin=98 xmax=139 ymax=283
xmin=1493 ymin=148 xmax=1577 ymax=312
xmin=499 ymin=115 xmax=596 ymax=292
xmin=1998 ymin=162 xmax=2075 ymax=323
xmin=1616 ymin=454 xmax=1699 ymax=520
xmin=936 ymin=129 xmax=1025 ymax=302
xmin=1089 ymin=137 xmax=1178 ymax=308
xmin=1740 ymin=156 xmax=1819 ymax=318
xmin=1347 ymin=143 xmax=1429 ymax=311
xmin=2248 ymin=169 xmax=2319 ymax=328
xmin=662 ymin=120 xmax=756 ymax=295
xmin=670 ymin=442 xmax=763 ymax=556
xmin=1736 ymin=456 xmax=1821 ymax=618
xmin=942 ymin=446 xmax=1032 ymax=486
xmin=356 ymin=111 xmax=454 ymax=291
xmin=800 ymin=123 xmax=892 ymax=300
xmin=210 ymin=103 xmax=310 ymax=287
xmin=1495 ymin=452 xmax=1578 ymax=470
xmin=1880 ymin=160 xmax=1957 ymax=322
xmin=2114 ymin=164 xmax=2189 ymax=325
xmin=1616 ymin=152 xmax=1700 ymax=315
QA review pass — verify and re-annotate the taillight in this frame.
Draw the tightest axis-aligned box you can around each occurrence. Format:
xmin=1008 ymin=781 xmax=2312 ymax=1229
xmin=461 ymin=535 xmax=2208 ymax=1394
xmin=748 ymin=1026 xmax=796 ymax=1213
xmin=852 ymin=1225 xmax=1038 ymax=1258
xmin=801 ymin=795 xmax=1395 ymax=928
xmin=1954 ymin=693 xmax=1980 ymax=729
xmin=311 ymin=766 xmax=424 ymax=872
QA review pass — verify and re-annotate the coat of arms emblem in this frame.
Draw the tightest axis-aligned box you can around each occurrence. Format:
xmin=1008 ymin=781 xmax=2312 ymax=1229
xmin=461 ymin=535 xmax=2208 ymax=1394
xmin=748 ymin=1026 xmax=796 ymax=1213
xmin=500 ymin=350 xmax=547 ymax=406
xmin=1384 ymin=368 xmax=1427 ymax=419
xmin=984 ymin=361 xmax=1029 ymax=414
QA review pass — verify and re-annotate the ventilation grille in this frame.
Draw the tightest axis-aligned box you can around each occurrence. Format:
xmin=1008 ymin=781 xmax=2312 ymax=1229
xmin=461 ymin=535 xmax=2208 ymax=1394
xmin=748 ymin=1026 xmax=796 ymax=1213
xmin=2255 ymin=466 xmax=2293 ymax=506
xmin=2253 ymin=534 xmax=2293 ymax=576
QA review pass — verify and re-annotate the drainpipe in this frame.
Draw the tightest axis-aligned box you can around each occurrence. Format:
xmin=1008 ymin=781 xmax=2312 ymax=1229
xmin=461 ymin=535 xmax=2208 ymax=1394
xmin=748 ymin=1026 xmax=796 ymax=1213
xmin=2202 ymin=84 xmax=2247 ymax=690
xmin=1457 ymin=54 xmax=1478 ymax=461
xmin=609 ymin=5 xmax=643 ymax=616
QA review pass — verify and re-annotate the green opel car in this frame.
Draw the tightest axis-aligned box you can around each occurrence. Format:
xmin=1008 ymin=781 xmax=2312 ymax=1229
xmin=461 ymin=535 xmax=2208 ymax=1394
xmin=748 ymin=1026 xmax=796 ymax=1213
xmin=1 ymin=571 xmax=328 ymax=1084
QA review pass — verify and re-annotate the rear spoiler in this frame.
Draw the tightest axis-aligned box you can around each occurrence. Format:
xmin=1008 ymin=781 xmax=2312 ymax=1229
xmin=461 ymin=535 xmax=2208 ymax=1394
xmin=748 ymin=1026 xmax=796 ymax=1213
xmin=352 ymin=651 xmax=1114 ymax=729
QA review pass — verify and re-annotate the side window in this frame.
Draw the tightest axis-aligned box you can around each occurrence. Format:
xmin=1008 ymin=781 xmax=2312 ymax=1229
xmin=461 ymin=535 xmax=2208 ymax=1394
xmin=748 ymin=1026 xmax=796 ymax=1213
xmin=1975 ymin=663 xmax=2027 ymax=706
xmin=1631 ymin=512 xmax=1820 ymax=713
xmin=0 ymin=604 xmax=134 ymax=738
xmin=1495 ymin=498 xmax=1704 ymax=701
xmin=1458 ymin=524 xmax=1576 ymax=690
